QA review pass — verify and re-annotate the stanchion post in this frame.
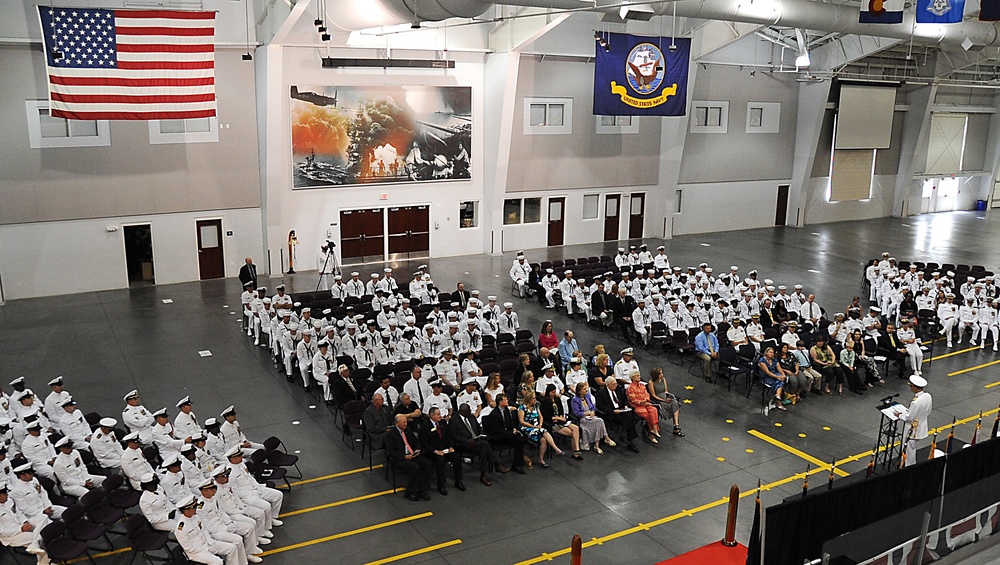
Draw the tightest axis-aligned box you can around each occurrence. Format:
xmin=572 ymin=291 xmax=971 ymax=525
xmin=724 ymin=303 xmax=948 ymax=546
xmin=722 ymin=484 xmax=739 ymax=547
xmin=570 ymin=534 xmax=582 ymax=565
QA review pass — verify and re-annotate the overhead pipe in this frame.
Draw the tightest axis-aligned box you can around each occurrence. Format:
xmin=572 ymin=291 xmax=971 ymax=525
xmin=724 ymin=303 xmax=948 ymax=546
xmin=328 ymin=0 xmax=1000 ymax=49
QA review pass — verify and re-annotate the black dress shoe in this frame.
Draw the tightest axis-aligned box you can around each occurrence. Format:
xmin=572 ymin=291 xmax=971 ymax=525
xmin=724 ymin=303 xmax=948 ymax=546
xmin=419 ymin=492 xmax=432 ymax=501
xmin=455 ymin=481 xmax=466 ymax=492
xmin=479 ymin=475 xmax=492 ymax=487
xmin=627 ymin=442 xmax=640 ymax=453
xmin=512 ymin=466 xmax=526 ymax=475
xmin=437 ymin=486 xmax=448 ymax=496
xmin=404 ymin=492 xmax=420 ymax=502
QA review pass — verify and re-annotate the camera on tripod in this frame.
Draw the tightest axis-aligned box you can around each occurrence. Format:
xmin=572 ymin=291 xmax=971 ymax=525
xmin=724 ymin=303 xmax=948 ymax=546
xmin=325 ymin=239 xmax=336 ymax=249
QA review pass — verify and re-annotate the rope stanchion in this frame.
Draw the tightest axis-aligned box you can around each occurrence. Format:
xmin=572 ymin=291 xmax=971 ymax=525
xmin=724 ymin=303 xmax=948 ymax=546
xmin=722 ymin=484 xmax=740 ymax=547
xmin=570 ymin=534 xmax=582 ymax=565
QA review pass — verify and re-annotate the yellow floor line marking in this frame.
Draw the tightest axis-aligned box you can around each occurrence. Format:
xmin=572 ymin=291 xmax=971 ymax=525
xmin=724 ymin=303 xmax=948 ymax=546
xmin=364 ymin=539 xmax=463 ymax=565
xmin=260 ymin=512 xmax=433 ymax=557
xmin=279 ymin=488 xmax=403 ymax=518
xmin=949 ymin=359 xmax=1000 ymax=377
xmin=287 ymin=464 xmax=382 ymax=487
xmin=66 ymin=547 xmax=133 ymax=563
xmin=985 ymin=380 xmax=1000 ymax=389
xmin=930 ymin=344 xmax=983 ymax=361
xmin=748 ymin=429 xmax=849 ymax=477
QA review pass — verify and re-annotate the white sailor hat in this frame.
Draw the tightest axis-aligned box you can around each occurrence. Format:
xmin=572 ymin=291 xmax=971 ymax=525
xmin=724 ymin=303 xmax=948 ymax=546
xmin=124 ymin=390 xmax=139 ymax=401
xmin=204 ymin=418 xmax=218 ymax=427
xmin=947 ymin=271 xmax=955 ymax=277
xmin=370 ymin=273 xmax=380 ymax=279
xmin=618 ymin=248 xmax=625 ymax=252
xmin=99 ymin=417 xmax=117 ymax=428
xmin=503 ymin=302 xmax=514 ymax=308
xmin=302 ymin=329 xmax=315 ymax=336
xmin=211 ymin=466 xmax=231 ymax=478
xmin=256 ymin=287 xmax=266 ymax=292
xmin=621 ymin=347 xmax=634 ymax=356
xmin=570 ymin=357 xmax=582 ymax=365
xmin=177 ymin=495 xmax=199 ymax=511
xmin=778 ymin=285 xmax=787 ymax=290
xmin=657 ymin=246 xmax=665 ymax=251
xmin=262 ymin=298 xmax=271 ymax=304
xmin=196 ymin=477 xmax=216 ymax=491
xmin=176 ymin=396 xmax=191 ymax=408
xmin=48 ymin=377 xmax=63 ymax=387
xmin=162 ymin=455 xmax=181 ymax=468
xmin=380 ymin=330 xmax=391 ymax=338
xmin=794 ymin=284 xmax=803 ymax=289
xmin=516 ymin=251 xmax=525 ymax=258
xmin=140 ymin=472 xmax=157 ymax=485
xmin=55 ymin=437 xmax=73 ymax=448
xmin=541 ymin=362 xmax=555 ymax=372
xmin=221 ymin=405 xmax=236 ymax=417
xmin=447 ymin=321 xmax=460 ymax=329
xmin=225 ymin=446 xmax=243 ymax=458
xmin=60 ymin=397 xmax=76 ymax=408
xmin=8 ymin=377 xmax=24 ymax=387
xmin=909 ymin=375 xmax=927 ymax=388
xmin=275 ymin=284 xmax=285 ymax=291
xmin=946 ymin=293 xmax=956 ymax=298
xmin=152 ymin=408 xmax=168 ymax=418
xmin=244 ymin=280 xmax=254 ymax=287
xmin=123 ymin=432 xmax=141 ymax=442
xmin=13 ymin=463 xmax=33 ymax=474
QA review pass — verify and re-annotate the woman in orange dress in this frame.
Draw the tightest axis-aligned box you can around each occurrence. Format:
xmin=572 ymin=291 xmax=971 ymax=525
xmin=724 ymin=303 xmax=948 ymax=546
xmin=626 ymin=370 xmax=660 ymax=444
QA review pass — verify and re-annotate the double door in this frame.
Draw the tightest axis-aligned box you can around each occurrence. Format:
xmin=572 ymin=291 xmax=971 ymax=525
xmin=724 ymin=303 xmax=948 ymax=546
xmin=340 ymin=206 xmax=430 ymax=264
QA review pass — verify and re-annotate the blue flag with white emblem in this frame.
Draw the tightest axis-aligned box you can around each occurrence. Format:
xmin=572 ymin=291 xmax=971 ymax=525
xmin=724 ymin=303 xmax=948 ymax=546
xmin=594 ymin=33 xmax=689 ymax=117
xmin=915 ymin=0 xmax=966 ymax=23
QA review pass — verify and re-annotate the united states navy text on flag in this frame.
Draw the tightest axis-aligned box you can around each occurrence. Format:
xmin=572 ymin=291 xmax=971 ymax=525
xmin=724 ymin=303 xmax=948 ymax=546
xmin=594 ymin=33 xmax=689 ymax=117
xmin=38 ymin=7 xmax=216 ymax=120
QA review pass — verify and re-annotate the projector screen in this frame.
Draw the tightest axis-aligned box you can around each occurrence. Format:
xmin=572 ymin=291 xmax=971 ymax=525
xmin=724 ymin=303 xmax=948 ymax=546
xmin=835 ymin=85 xmax=897 ymax=150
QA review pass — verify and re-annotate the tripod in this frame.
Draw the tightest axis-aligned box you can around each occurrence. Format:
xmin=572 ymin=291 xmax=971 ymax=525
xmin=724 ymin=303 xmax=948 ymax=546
xmin=314 ymin=246 xmax=341 ymax=293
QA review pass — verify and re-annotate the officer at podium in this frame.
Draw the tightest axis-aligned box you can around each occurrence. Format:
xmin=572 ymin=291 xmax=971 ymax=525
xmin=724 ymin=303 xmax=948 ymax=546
xmin=896 ymin=375 xmax=932 ymax=466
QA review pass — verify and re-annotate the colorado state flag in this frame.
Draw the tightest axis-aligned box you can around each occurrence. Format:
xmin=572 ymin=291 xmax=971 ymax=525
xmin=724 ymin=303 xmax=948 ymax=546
xmin=593 ymin=33 xmax=689 ymax=117
xmin=915 ymin=0 xmax=966 ymax=23
xmin=859 ymin=0 xmax=904 ymax=23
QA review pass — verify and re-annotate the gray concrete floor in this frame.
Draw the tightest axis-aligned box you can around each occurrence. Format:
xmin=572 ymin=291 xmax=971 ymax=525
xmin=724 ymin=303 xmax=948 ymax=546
xmin=3 ymin=210 xmax=1000 ymax=565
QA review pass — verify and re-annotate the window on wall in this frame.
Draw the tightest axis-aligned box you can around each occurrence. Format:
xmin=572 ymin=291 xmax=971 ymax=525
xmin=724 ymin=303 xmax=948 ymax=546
xmin=746 ymin=102 xmax=781 ymax=134
xmin=25 ymin=100 xmax=110 ymax=148
xmin=459 ymin=201 xmax=478 ymax=228
xmin=149 ymin=117 xmax=219 ymax=144
xmin=524 ymin=97 xmax=573 ymax=135
xmin=503 ymin=198 xmax=543 ymax=225
xmin=690 ymin=101 xmax=729 ymax=133
xmin=596 ymin=115 xmax=639 ymax=134
xmin=582 ymin=194 xmax=600 ymax=219
xmin=674 ymin=190 xmax=683 ymax=214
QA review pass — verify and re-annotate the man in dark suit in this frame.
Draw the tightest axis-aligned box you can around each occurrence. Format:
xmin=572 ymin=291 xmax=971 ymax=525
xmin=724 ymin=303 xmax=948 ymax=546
xmin=595 ymin=378 xmax=640 ymax=453
xmin=611 ymin=288 xmax=638 ymax=341
xmin=238 ymin=257 xmax=258 ymax=288
xmin=362 ymin=392 xmax=393 ymax=450
xmin=418 ymin=407 xmax=463 ymax=495
xmin=451 ymin=403 xmax=503 ymax=486
xmin=591 ymin=284 xmax=614 ymax=328
xmin=877 ymin=323 xmax=910 ymax=379
xmin=532 ymin=348 xmax=561 ymax=378
xmin=454 ymin=282 xmax=472 ymax=309
xmin=332 ymin=365 xmax=363 ymax=409
xmin=385 ymin=414 xmax=433 ymax=501
xmin=483 ymin=394 xmax=526 ymax=474
xmin=760 ymin=299 xmax=777 ymax=330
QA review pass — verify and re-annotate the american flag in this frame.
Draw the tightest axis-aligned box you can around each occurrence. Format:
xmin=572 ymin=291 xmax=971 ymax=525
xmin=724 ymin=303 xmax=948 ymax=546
xmin=37 ymin=7 xmax=216 ymax=121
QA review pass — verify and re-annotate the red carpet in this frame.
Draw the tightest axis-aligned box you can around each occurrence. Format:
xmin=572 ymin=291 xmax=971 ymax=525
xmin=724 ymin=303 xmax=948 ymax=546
xmin=654 ymin=542 xmax=747 ymax=565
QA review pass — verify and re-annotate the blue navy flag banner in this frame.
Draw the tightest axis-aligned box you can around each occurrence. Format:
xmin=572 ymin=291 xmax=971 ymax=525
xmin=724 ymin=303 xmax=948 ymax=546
xmin=594 ymin=34 xmax=690 ymax=117
xmin=915 ymin=0 xmax=966 ymax=23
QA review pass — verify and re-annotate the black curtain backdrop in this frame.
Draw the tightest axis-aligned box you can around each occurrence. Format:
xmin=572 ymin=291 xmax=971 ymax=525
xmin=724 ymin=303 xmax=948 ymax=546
xmin=764 ymin=439 xmax=1000 ymax=564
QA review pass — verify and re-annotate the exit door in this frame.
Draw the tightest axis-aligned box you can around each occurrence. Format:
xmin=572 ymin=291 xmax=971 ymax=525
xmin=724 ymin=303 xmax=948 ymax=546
xmin=775 ymin=185 xmax=789 ymax=226
xmin=604 ymin=195 xmax=620 ymax=241
xmin=628 ymin=193 xmax=645 ymax=239
xmin=196 ymin=219 xmax=225 ymax=280
xmin=340 ymin=208 xmax=385 ymax=264
xmin=547 ymin=198 xmax=565 ymax=247
xmin=388 ymin=205 xmax=430 ymax=261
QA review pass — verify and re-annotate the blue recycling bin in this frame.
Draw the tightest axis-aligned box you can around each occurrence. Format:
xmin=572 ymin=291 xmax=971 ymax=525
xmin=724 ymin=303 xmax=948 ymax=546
xmin=976 ymin=200 xmax=987 ymax=211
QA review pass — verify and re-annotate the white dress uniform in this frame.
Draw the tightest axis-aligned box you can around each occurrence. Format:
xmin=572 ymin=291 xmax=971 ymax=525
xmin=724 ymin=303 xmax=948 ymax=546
xmin=498 ymin=310 xmax=520 ymax=334
xmin=977 ymin=304 xmax=999 ymax=350
xmin=90 ymin=429 xmax=123 ymax=471
xmin=455 ymin=389 xmax=483 ymax=419
xmin=228 ymin=462 xmax=283 ymax=527
xmin=52 ymin=449 xmax=101 ymax=497
xmin=901 ymin=389 xmax=932 ymax=466
xmin=161 ymin=469 xmax=193 ymax=506
xmin=958 ymin=303 xmax=979 ymax=342
xmin=140 ymin=487 xmax=178 ymax=532
xmin=422 ymin=393 xmax=452 ymax=419
xmin=540 ymin=273 xmax=560 ymax=309
xmin=121 ymin=446 xmax=154 ymax=490
xmin=296 ymin=337 xmax=319 ymax=389
xmin=937 ymin=301 xmax=960 ymax=345
xmin=215 ymin=474 xmax=270 ymax=538
xmin=57 ymin=409 xmax=91 ymax=450
xmin=613 ymin=358 xmax=640 ymax=385
xmin=205 ymin=433 xmax=228 ymax=466
xmin=123 ymin=403 xmax=154 ymax=444
xmin=182 ymin=454 xmax=207 ymax=486
xmin=11 ymin=477 xmax=63 ymax=520
xmin=220 ymin=419 xmax=265 ymax=457
xmin=0 ymin=497 xmax=51 ymax=565
xmin=632 ymin=305 xmax=651 ymax=344
xmin=197 ymin=493 xmax=253 ymax=565
xmin=152 ymin=422 xmax=186 ymax=459
xmin=43 ymin=391 xmax=69 ymax=422
xmin=509 ymin=259 xmax=531 ymax=297
xmin=176 ymin=511 xmax=243 ymax=565
xmin=20 ymin=435 xmax=55 ymax=480
xmin=311 ymin=351 xmax=333 ymax=403
xmin=175 ymin=410 xmax=202 ymax=440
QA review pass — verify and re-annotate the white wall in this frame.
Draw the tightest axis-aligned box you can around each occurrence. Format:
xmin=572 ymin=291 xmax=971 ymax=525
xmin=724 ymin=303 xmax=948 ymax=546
xmin=672 ymin=180 xmax=783 ymax=235
xmin=260 ymin=47 xmax=486 ymax=266
xmin=804 ymin=175 xmax=896 ymax=224
xmin=0 ymin=208 xmax=262 ymax=300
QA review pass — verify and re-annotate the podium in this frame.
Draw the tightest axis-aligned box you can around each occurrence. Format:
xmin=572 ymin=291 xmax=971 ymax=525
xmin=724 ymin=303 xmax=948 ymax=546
xmin=873 ymin=401 xmax=905 ymax=473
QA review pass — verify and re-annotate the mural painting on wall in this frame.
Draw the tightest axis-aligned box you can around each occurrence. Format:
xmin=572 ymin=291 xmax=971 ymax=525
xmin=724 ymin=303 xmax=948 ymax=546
xmin=290 ymin=85 xmax=472 ymax=188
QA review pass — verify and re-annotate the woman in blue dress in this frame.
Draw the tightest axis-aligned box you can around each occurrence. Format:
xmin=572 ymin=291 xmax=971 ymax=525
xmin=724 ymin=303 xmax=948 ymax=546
xmin=518 ymin=389 xmax=565 ymax=468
